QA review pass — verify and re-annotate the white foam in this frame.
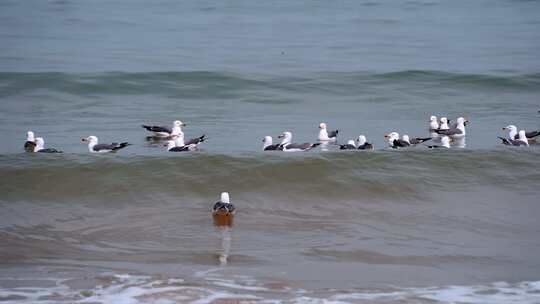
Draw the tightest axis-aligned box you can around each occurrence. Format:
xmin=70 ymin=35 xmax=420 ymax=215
xmin=1 ymin=273 xmax=539 ymax=304
xmin=329 ymin=281 xmax=540 ymax=304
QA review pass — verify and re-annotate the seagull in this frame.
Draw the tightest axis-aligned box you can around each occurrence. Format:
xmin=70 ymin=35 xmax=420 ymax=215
xmin=24 ymin=131 xmax=36 ymax=152
xmin=384 ymin=132 xmax=410 ymax=148
xmin=142 ymin=120 xmax=185 ymax=137
xmin=173 ymin=132 xmax=205 ymax=149
xmin=429 ymin=116 xmax=439 ymax=131
xmin=402 ymin=134 xmax=432 ymax=145
xmin=165 ymin=139 xmax=197 ymax=152
xmin=318 ymin=123 xmax=339 ymax=142
xmin=427 ymin=136 xmax=451 ymax=148
xmin=498 ymin=130 xmax=529 ymax=146
xmin=435 ymin=117 xmax=468 ymax=139
xmin=82 ymin=136 xmax=130 ymax=153
xmin=502 ymin=125 xmax=540 ymax=142
xmin=212 ymin=192 xmax=236 ymax=215
xmin=339 ymin=140 xmax=357 ymax=150
xmin=279 ymin=131 xmax=320 ymax=152
xmin=212 ymin=192 xmax=236 ymax=227
xmin=356 ymin=135 xmax=374 ymax=150
xmin=34 ymin=137 xmax=62 ymax=153
xmin=262 ymin=136 xmax=282 ymax=151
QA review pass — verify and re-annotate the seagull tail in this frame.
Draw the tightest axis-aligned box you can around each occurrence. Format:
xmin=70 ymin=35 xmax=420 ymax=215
xmin=114 ymin=142 xmax=131 ymax=150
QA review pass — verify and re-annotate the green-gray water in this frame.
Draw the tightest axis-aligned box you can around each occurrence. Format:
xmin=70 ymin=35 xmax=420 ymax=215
xmin=1 ymin=1 xmax=540 ymax=303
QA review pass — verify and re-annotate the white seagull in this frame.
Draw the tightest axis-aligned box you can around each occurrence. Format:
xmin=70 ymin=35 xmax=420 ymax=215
xmin=498 ymin=130 xmax=529 ymax=146
xmin=435 ymin=117 xmax=468 ymax=139
xmin=262 ymin=136 xmax=282 ymax=151
xmin=24 ymin=131 xmax=36 ymax=152
xmin=142 ymin=120 xmax=185 ymax=137
xmin=34 ymin=137 xmax=62 ymax=153
xmin=82 ymin=136 xmax=130 ymax=153
xmin=279 ymin=131 xmax=320 ymax=152
xmin=356 ymin=135 xmax=374 ymax=150
xmin=318 ymin=123 xmax=339 ymax=142
xmin=339 ymin=140 xmax=357 ymax=150
xmin=502 ymin=125 xmax=540 ymax=143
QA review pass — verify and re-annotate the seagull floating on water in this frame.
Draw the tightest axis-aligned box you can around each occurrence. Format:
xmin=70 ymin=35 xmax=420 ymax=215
xmin=429 ymin=116 xmax=439 ymax=131
xmin=24 ymin=131 xmax=36 ymax=152
xmin=435 ymin=117 xmax=468 ymax=139
xmin=262 ymin=136 xmax=282 ymax=151
xmin=356 ymin=135 xmax=374 ymax=150
xmin=279 ymin=131 xmax=320 ymax=152
xmin=173 ymin=132 xmax=205 ymax=150
xmin=318 ymin=123 xmax=339 ymax=142
xmin=339 ymin=140 xmax=357 ymax=150
xmin=34 ymin=137 xmax=62 ymax=153
xmin=498 ymin=130 xmax=529 ymax=146
xmin=165 ymin=139 xmax=197 ymax=152
xmin=142 ymin=120 xmax=185 ymax=137
xmin=384 ymin=132 xmax=410 ymax=148
xmin=82 ymin=136 xmax=130 ymax=153
xmin=502 ymin=125 xmax=540 ymax=143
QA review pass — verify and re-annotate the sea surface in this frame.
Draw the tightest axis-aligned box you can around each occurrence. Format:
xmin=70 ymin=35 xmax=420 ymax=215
xmin=1 ymin=0 xmax=540 ymax=303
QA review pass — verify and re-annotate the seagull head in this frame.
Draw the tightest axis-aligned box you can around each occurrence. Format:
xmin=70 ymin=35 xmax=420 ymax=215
xmin=174 ymin=120 xmax=186 ymax=127
xmin=26 ymin=131 xmax=35 ymax=141
xmin=429 ymin=115 xmax=437 ymax=122
xmin=319 ymin=122 xmax=327 ymax=129
xmin=456 ymin=117 xmax=468 ymax=126
xmin=384 ymin=132 xmax=399 ymax=141
xmin=278 ymin=131 xmax=292 ymax=145
xmin=220 ymin=192 xmax=230 ymax=204
xmin=82 ymin=136 xmax=98 ymax=144
xmin=440 ymin=117 xmax=448 ymax=124
xmin=503 ymin=125 xmax=517 ymax=132
xmin=263 ymin=136 xmax=272 ymax=144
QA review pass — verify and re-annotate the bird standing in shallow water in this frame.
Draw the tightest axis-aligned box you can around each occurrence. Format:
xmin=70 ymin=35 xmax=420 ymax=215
xmin=212 ymin=192 xmax=236 ymax=227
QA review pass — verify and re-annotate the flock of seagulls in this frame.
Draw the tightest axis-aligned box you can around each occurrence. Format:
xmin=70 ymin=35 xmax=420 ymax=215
xmin=22 ymin=116 xmax=539 ymax=154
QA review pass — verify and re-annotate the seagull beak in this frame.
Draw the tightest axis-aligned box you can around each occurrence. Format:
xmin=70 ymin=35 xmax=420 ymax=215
xmin=384 ymin=134 xmax=389 ymax=138
xmin=182 ymin=123 xmax=187 ymax=126
xmin=278 ymin=134 xmax=284 ymax=138
xmin=81 ymin=138 xmax=87 ymax=142
xmin=502 ymin=127 xmax=506 ymax=130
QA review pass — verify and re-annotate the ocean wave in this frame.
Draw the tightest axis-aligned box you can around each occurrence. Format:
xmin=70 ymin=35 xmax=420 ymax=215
xmin=1 ymin=70 xmax=539 ymax=98
xmin=1 ymin=149 xmax=539 ymax=203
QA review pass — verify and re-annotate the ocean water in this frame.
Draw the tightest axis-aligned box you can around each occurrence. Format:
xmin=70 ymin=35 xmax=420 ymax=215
xmin=1 ymin=0 xmax=540 ymax=303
